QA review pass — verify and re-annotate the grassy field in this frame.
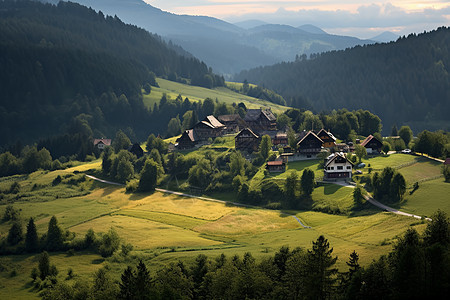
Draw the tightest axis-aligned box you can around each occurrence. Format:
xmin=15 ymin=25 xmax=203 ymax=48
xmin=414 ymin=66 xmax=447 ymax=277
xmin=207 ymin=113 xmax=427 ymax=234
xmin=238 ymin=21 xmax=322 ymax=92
xmin=0 ymin=155 xmax=445 ymax=298
xmin=142 ymin=78 xmax=289 ymax=114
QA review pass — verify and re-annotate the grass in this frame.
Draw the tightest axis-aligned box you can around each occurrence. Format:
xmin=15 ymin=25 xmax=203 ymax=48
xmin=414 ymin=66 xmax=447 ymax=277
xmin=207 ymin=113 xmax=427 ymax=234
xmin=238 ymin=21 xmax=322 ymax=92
xmin=269 ymin=159 xmax=322 ymax=180
xmin=311 ymin=184 xmax=355 ymax=214
xmin=0 ymin=157 xmax=445 ymax=297
xmin=143 ymin=78 xmax=289 ymax=115
xmin=400 ymin=178 xmax=450 ymax=217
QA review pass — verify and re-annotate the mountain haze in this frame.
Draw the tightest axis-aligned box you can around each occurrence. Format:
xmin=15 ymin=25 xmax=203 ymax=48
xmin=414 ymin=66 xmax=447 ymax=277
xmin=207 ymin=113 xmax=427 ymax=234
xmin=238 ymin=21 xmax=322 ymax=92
xmin=70 ymin=0 xmax=375 ymax=75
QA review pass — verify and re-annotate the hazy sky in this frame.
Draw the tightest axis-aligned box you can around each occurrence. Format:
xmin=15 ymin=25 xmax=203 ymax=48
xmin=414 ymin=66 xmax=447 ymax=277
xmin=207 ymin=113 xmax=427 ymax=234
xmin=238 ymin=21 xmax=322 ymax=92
xmin=145 ymin=1 xmax=450 ymax=38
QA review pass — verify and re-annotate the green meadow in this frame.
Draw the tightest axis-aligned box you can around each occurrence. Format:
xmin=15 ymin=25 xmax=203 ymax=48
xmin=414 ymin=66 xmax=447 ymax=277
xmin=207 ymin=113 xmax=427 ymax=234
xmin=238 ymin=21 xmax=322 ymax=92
xmin=0 ymin=153 xmax=447 ymax=298
xmin=142 ymin=78 xmax=289 ymax=114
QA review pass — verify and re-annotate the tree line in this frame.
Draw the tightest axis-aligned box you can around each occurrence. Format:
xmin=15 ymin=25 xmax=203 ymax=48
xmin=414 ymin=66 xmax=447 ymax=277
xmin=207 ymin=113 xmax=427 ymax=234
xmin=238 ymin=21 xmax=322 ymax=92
xmin=38 ymin=210 xmax=450 ymax=299
xmin=235 ymin=27 xmax=450 ymax=134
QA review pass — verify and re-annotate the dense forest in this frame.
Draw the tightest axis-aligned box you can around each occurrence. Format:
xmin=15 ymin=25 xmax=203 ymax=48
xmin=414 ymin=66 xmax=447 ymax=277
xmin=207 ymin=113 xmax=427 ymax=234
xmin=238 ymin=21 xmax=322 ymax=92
xmin=0 ymin=0 xmax=224 ymax=147
xmin=235 ymin=27 xmax=450 ymax=134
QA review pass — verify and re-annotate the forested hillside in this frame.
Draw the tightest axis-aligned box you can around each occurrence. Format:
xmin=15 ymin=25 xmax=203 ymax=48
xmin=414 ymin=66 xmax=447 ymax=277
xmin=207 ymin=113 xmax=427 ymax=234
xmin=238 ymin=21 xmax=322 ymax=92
xmin=0 ymin=0 xmax=223 ymax=147
xmin=235 ymin=27 xmax=450 ymax=133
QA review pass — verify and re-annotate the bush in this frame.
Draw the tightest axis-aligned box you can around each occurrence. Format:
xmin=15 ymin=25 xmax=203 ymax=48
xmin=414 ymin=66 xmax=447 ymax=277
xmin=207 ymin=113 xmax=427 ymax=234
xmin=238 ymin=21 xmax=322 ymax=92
xmin=126 ymin=179 xmax=139 ymax=193
xmin=98 ymin=228 xmax=121 ymax=257
xmin=9 ymin=182 xmax=20 ymax=194
xmin=3 ymin=205 xmax=20 ymax=222
xmin=52 ymin=175 xmax=62 ymax=186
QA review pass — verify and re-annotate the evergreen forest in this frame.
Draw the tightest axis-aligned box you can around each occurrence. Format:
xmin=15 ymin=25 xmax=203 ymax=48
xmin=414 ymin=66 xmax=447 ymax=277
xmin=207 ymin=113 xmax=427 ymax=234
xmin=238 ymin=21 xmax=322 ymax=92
xmin=234 ymin=27 xmax=450 ymax=134
xmin=0 ymin=0 xmax=224 ymax=147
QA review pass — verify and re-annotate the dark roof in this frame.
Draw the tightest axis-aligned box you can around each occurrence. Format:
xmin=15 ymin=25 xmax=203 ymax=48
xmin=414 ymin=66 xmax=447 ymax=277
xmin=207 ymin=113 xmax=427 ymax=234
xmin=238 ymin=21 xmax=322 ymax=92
xmin=325 ymin=152 xmax=354 ymax=168
xmin=244 ymin=108 xmax=276 ymax=122
xmin=297 ymin=131 xmax=323 ymax=146
xmin=316 ymin=129 xmax=337 ymax=141
xmin=176 ymin=129 xmax=197 ymax=143
xmin=218 ymin=114 xmax=241 ymax=122
xmin=360 ymin=135 xmax=382 ymax=147
xmin=236 ymin=128 xmax=259 ymax=139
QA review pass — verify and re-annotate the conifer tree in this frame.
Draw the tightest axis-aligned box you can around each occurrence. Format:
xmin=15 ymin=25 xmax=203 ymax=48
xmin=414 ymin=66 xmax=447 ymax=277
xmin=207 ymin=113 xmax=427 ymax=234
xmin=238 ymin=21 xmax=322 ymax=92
xmin=300 ymin=168 xmax=315 ymax=196
xmin=7 ymin=221 xmax=23 ymax=246
xmin=304 ymin=235 xmax=338 ymax=299
xmin=46 ymin=216 xmax=64 ymax=251
xmin=26 ymin=217 xmax=39 ymax=252
xmin=38 ymin=251 xmax=51 ymax=280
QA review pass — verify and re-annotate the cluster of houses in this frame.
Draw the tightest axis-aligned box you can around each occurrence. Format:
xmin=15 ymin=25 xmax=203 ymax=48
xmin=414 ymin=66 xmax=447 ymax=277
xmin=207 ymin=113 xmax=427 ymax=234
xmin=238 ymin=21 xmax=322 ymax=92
xmin=94 ymin=108 xmax=384 ymax=182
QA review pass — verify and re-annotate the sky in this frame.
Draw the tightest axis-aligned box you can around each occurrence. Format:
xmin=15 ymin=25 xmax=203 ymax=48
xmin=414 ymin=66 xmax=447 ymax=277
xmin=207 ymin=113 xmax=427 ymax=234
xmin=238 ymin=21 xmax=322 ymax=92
xmin=145 ymin=1 xmax=450 ymax=38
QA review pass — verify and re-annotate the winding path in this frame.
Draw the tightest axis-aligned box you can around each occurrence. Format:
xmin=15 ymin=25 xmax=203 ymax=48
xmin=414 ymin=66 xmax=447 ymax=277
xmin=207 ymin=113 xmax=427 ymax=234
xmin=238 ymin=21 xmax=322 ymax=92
xmin=84 ymin=175 xmax=311 ymax=228
xmin=333 ymin=181 xmax=432 ymax=221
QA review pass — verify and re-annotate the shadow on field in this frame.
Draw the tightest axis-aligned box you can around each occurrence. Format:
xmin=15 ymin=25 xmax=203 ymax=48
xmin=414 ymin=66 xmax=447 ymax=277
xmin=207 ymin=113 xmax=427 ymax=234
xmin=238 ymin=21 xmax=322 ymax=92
xmin=129 ymin=191 xmax=155 ymax=201
xmin=323 ymin=184 xmax=342 ymax=195
xmin=91 ymin=258 xmax=104 ymax=264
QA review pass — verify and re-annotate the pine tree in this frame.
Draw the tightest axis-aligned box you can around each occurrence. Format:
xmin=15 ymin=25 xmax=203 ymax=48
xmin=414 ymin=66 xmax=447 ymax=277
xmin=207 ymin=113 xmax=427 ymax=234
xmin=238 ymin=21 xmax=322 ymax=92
xmin=138 ymin=159 xmax=158 ymax=192
xmin=7 ymin=222 xmax=23 ymax=246
xmin=46 ymin=216 xmax=64 ymax=251
xmin=119 ymin=266 xmax=136 ymax=300
xmin=26 ymin=217 xmax=39 ymax=252
xmin=304 ymin=235 xmax=338 ymax=299
xmin=135 ymin=260 xmax=153 ymax=299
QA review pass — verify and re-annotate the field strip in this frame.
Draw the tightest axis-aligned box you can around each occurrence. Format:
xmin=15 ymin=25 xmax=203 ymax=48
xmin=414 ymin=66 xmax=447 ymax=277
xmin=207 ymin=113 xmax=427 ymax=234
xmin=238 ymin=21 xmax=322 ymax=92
xmin=82 ymin=174 xmax=310 ymax=228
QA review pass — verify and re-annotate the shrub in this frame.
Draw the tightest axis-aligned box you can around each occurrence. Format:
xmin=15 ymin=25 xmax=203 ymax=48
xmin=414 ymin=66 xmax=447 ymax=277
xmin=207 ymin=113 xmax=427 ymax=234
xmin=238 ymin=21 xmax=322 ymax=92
xmin=52 ymin=175 xmax=62 ymax=186
xmin=98 ymin=228 xmax=121 ymax=257
xmin=3 ymin=205 xmax=20 ymax=222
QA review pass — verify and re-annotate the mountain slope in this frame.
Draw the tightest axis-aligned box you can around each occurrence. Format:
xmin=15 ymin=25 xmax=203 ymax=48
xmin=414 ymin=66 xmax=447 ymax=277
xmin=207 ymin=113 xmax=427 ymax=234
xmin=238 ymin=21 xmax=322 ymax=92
xmin=70 ymin=0 xmax=375 ymax=75
xmin=235 ymin=28 xmax=450 ymax=133
xmin=0 ymin=0 xmax=221 ymax=146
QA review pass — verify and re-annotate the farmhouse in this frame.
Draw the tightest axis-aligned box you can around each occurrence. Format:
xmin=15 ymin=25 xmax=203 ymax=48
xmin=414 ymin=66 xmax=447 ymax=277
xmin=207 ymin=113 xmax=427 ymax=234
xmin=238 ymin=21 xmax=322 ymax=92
xmin=296 ymin=131 xmax=324 ymax=159
xmin=324 ymin=152 xmax=354 ymax=180
xmin=316 ymin=129 xmax=337 ymax=148
xmin=266 ymin=160 xmax=286 ymax=173
xmin=193 ymin=115 xmax=225 ymax=140
xmin=260 ymin=130 xmax=289 ymax=147
xmin=360 ymin=135 xmax=383 ymax=154
xmin=235 ymin=128 xmax=260 ymax=153
xmin=244 ymin=108 xmax=277 ymax=133
xmin=93 ymin=138 xmax=111 ymax=150
xmin=176 ymin=129 xmax=198 ymax=149
xmin=218 ymin=114 xmax=246 ymax=134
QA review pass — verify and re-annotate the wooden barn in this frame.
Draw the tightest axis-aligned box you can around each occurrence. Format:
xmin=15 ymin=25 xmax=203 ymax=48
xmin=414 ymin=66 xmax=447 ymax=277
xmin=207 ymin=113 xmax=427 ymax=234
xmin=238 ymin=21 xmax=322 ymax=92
xmin=316 ymin=129 xmax=337 ymax=148
xmin=176 ymin=129 xmax=197 ymax=149
xmin=193 ymin=115 xmax=225 ymax=140
xmin=266 ymin=160 xmax=286 ymax=173
xmin=244 ymin=108 xmax=277 ymax=133
xmin=360 ymin=135 xmax=383 ymax=154
xmin=235 ymin=128 xmax=260 ymax=153
xmin=296 ymin=131 xmax=324 ymax=158
xmin=218 ymin=114 xmax=246 ymax=134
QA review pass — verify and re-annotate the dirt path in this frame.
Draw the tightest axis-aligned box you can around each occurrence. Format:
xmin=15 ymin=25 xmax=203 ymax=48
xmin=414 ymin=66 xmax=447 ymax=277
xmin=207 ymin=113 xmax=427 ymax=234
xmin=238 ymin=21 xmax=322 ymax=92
xmin=333 ymin=182 xmax=432 ymax=221
xmin=84 ymin=175 xmax=311 ymax=228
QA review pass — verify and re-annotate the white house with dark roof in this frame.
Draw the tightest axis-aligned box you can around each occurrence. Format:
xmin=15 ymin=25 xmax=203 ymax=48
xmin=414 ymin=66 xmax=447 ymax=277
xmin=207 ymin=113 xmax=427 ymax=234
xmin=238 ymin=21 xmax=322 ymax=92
xmin=324 ymin=152 xmax=354 ymax=181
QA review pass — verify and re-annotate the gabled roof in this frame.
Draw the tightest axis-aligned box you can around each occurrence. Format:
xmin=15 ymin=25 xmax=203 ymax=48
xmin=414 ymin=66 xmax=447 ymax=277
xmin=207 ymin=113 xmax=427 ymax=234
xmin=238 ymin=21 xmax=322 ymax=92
xmin=325 ymin=152 xmax=354 ymax=168
xmin=316 ymin=129 xmax=337 ymax=141
xmin=297 ymin=131 xmax=323 ymax=146
xmin=360 ymin=135 xmax=382 ymax=147
xmin=236 ymin=128 xmax=259 ymax=139
xmin=218 ymin=114 xmax=242 ymax=123
xmin=244 ymin=108 xmax=276 ymax=122
xmin=204 ymin=115 xmax=224 ymax=128
xmin=176 ymin=129 xmax=197 ymax=143
xmin=93 ymin=138 xmax=111 ymax=146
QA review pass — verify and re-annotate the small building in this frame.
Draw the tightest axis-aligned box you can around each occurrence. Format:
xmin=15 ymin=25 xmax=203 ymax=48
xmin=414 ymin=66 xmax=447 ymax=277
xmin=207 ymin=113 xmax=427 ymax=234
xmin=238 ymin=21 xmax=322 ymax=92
xmin=260 ymin=130 xmax=289 ymax=148
xmin=266 ymin=160 xmax=286 ymax=173
xmin=93 ymin=138 xmax=111 ymax=150
xmin=316 ymin=129 xmax=337 ymax=148
xmin=128 ymin=143 xmax=144 ymax=158
xmin=235 ymin=128 xmax=260 ymax=153
xmin=296 ymin=131 xmax=324 ymax=158
xmin=218 ymin=114 xmax=246 ymax=134
xmin=193 ymin=115 xmax=225 ymax=140
xmin=244 ymin=108 xmax=277 ymax=133
xmin=176 ymin=129 xmax=197 ymax=150
xmin=360 ymin=135 xmax=383 ymax=154
xmin=324 ymin=152 xmax=354 ymax=180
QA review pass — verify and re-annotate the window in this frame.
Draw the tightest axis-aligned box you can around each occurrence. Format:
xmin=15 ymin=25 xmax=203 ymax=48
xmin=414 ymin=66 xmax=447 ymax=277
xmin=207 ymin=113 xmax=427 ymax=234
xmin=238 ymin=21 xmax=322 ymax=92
xmin=346 ymin=166 xmax=351 ymax=170
xmin=330 ymin=167 xmax=334 ymax=170
xmin=337 ymin=166 xmax=343 ymax=170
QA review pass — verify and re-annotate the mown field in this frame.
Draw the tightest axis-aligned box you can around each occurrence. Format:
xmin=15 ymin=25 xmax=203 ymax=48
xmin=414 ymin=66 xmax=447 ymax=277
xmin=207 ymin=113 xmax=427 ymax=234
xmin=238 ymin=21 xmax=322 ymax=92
xmin=0 ymin=153 xmax=447 ymax=299
xmin=142 ymin=78 xmax=289 ymax=114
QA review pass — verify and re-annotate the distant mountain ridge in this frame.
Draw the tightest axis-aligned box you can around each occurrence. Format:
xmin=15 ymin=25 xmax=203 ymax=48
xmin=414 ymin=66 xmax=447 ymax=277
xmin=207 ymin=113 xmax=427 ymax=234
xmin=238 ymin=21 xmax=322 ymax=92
xmin=67 ymin=0 xmax=376 ymax=75
xmin=234 ymin=28 xmax=450 ymax=134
